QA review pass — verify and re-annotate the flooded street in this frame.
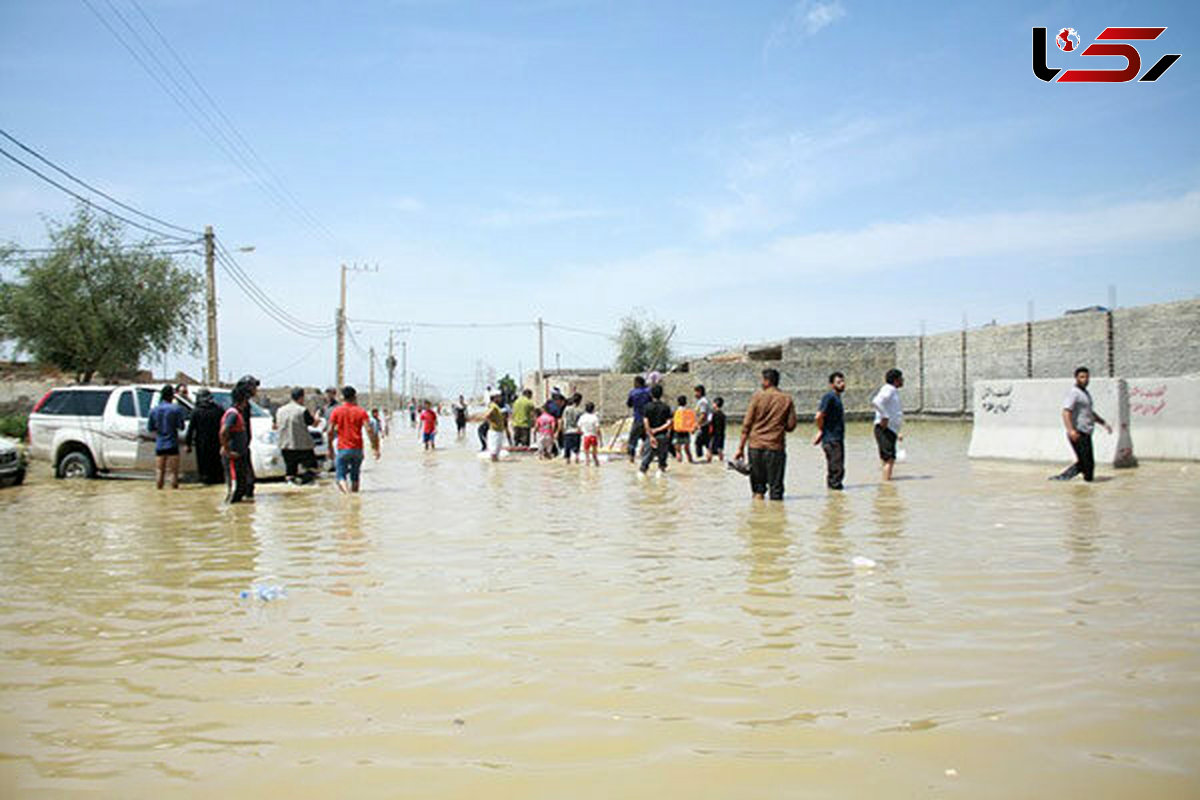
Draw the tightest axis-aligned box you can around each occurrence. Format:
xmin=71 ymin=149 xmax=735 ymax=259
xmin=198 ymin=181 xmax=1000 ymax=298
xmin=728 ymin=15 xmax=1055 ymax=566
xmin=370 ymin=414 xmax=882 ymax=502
xmin=1 ymin=420 xmax=1198 ymax=798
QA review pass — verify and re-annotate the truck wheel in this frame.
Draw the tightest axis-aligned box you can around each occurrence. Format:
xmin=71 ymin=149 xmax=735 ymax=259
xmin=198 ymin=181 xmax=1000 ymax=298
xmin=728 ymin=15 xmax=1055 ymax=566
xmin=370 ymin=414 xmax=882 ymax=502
xmin=56 ymin=449 xmax=96 ymax=479
xmin=11 ymin=468 xmax=24 ymax=486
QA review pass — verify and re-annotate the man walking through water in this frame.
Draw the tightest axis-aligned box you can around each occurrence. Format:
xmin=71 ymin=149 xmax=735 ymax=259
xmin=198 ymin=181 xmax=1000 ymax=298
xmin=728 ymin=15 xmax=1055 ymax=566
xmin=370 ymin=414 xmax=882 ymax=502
xmin=626 ymin=375 xmax=652 ymax=462
xmin=813 ymin=371 xmax=846 ymax=490
xmin=1052 ymin=366 xmax=1112 ymax=482
xmin=735 ymin=368 xmax=797 ymax=500
xmin=872 ymin=368 xmax=904 ymax=481
xmin=148 ymin=384 xmax=185 ymax=489
xmin=328 ymin=385 xmax=381 ymax=493
xmin=219 ymin=382 xmax=254 ymax=503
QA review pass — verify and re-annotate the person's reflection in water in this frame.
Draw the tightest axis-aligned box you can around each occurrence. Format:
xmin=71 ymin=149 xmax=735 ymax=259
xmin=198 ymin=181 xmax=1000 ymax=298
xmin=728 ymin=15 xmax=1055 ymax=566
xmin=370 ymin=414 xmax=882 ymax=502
xmin=329 ymin=499 xmax=367 ymax=597
xmin=739 ymin=504 xmax=795 ymax=654
xmin=870 ymin=483 xmax=910 ymax=611
xmin=814 ymin=493 xmax=858 ymax=660
xmin=1065 ymin=484 xmax=1102 ymax=570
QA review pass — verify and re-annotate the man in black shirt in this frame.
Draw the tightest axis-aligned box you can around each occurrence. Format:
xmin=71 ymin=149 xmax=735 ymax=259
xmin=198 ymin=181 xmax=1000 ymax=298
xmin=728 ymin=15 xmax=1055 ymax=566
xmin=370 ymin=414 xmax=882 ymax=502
xmin=813 ymin=371 xmax=846 ymax=490
xmin=639 ymin=385 xmax=674 ymax=474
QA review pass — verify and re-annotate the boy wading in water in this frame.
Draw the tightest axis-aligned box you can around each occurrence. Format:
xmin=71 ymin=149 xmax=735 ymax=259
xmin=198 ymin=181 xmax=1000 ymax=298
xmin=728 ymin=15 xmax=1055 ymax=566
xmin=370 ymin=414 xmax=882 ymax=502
xmin=419 ymin=400 xmax=438 ymax=450
xmin=707 ymin=397 xmax=727 ymax=462
xmin=535 ymin=407 xmax=556 ymax=460
xmin=578 ymin=402 xmax=603 ymax=466
xmin=672 ymin=395 xmax=696 ymax=463
xmin=1052 ymin=366 xmax=1112 ymax=482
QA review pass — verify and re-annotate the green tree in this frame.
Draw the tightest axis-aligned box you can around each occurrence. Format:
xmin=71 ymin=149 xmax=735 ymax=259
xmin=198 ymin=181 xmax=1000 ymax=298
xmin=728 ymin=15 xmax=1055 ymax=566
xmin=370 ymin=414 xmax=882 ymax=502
xmin=0 ymin=205 xmax=203 ymax=383
xmin=498 ymin=373 xmax=517 ymax=403
xmin=614 ymin=312 xmax=675 ymax=374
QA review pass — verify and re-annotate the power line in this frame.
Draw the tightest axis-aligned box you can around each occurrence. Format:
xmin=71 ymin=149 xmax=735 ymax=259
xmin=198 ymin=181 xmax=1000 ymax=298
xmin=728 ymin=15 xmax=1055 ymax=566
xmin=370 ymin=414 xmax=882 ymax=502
xmin=0 ymin=142 xmax=194 ymax=242
xmin=213 ymin=239 xmax=334 ymax=335
xmin=81 ymin=0 xmax=354 ymax=254
xmin=125 ymin=0 xmax=350 ymax=252
xmin=212 ymin=249 xmax=333 ymax=339
xmin=348 ymin=317 xmax=534 ymax=330
xmin=0 ymin=128 xmax=201 ymax=236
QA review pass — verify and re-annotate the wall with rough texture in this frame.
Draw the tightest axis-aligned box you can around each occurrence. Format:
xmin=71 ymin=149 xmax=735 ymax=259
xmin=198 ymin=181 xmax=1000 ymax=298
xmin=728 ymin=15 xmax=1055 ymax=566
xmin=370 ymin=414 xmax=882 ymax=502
xmin=921 ymin=331 xmax=965 ymax=412
xmin=966 ymin=323 xmax=1029 ymax=409
xmin=1114 ymin=300 xmax=1200 ymax=377
xmin=1031 ymin=311 xmax=1109 ymax=379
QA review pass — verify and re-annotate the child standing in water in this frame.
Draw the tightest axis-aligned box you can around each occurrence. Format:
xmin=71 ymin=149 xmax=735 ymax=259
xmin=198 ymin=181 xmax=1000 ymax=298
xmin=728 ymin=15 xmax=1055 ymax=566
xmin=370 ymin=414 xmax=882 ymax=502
xmin=535 ymin=407 xmax=557 ymax=460
xmin=578 ymin=402 xmax=603 ymax=466
xmin=672 ymin=395 xmax=696 ymax=463
xmin=708 ymin=397 xmax=727 ymax=462
xmin=419 ymin=400 xmax=438 ymax=450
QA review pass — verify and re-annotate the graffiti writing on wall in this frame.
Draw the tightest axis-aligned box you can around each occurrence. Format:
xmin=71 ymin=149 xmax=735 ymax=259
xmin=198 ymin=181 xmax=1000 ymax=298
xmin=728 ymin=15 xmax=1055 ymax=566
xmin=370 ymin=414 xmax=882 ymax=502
xmin=1130 ymin=384 xmax=1167 ymax=416
xmin=980 ymin=384 xmax=1012 ymax=414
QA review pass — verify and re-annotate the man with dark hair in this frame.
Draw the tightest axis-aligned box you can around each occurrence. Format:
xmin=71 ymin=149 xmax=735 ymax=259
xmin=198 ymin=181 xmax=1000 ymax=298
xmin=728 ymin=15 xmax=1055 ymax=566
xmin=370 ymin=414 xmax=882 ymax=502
xmin=872 ymin=368 xmax=904 ymax=481
xmin=219 ymin=383 xmax=254 ymax=503
xmin=511 ymin=388 xmax=535 ymax=448
xmin=1052 ymin=367 xmax=1112 ymax=482
xmin=278 ymin=386 xmax=319 ymax=485
xmin=638 ymin=384 xmax=674 ymax=474
xmin=693 ymin=384 xmax=712 ymax=461
xmin=735 ymin=368 xmax=797 ymax=500
xmin=328 ymin=385 xmax=381 ymax=492
xmin=148 ymin=384 xmax=185 ymax=489
xmin=813 ymin=371 xmax=846 ymax=490
xmin=626 ymin=375 xmax=652 ymax=462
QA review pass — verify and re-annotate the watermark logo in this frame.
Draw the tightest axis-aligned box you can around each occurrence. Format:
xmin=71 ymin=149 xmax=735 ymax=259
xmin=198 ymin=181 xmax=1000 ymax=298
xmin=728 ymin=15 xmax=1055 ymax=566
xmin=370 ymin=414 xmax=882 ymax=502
xmin=1033 ymin=27 xmax=1181 ymax=82
xmin=1056 ymin=28 xmax=1080 ymax=52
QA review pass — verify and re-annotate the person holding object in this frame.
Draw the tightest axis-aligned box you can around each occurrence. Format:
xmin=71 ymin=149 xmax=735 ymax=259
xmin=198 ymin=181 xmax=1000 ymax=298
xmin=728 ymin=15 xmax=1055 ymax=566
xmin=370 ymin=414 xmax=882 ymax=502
xmin=872 ymin=369 xmax=904 ymax=481
xmin=813 ymin=371 xmax=846 ymax=490
xmin=735 ymin=368 xmax=797 ymax=500
xmin=1052 ymin=366 xmax=1111 ymax=482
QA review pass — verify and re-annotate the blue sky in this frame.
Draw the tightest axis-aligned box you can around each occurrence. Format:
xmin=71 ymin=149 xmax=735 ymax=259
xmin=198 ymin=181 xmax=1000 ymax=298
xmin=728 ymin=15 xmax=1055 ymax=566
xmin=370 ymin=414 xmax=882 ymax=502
xmin=2 ymin=0 xmax=1197 ymax=393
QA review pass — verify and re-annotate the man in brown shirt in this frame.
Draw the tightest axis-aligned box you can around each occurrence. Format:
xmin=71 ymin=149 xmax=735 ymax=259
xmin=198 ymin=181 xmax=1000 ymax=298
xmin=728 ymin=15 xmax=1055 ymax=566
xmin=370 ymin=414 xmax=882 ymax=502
xmin=735 ymin=368 xmax=797 ymax=500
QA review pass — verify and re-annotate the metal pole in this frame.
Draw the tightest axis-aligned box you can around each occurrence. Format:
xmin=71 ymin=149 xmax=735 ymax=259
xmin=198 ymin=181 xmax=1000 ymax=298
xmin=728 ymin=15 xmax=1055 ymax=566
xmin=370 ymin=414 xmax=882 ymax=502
xmin=537 ymin=317 xmax=545 ymax=403
xmin=401 ymin=339 xmax=408 ymax=407
xmin=369 ymin=346 xmax=376 ymax=408
xmin=336 ymin=263 xmax=346 ymax=388
xmin=204 ymin=225 xmax=218 ymax=384
xmin=387 ymin=332 xmax=395 ymax=412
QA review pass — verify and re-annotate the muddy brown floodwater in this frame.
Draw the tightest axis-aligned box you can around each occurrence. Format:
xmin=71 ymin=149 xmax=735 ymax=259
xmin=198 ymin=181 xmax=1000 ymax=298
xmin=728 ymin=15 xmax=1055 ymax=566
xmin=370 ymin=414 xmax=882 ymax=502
xmin=1 ymin=421 xmax=1198 ymax=798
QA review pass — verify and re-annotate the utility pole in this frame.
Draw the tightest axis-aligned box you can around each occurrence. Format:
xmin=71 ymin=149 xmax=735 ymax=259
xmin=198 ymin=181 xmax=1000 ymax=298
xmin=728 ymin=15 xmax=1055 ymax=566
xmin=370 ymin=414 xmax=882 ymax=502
xmin=204 ymin=225 xmax=218 ymax=384
xmin=401 ymin=339 xmax=408 ymax=408
xmin=537 ymin=317 xmax=545 ymax=403
xmin=336 ymin=263 xmax=347 ymax=388
xmin=386 ymin=332 xmax=396 ymax=412
xmin=369 ymin=346 xmax=376 ymax=408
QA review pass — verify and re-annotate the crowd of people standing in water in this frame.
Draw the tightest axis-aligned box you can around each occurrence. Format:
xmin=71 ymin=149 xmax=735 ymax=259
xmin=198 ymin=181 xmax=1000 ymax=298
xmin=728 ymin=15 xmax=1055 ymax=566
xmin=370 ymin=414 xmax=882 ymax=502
xmin=144 ymin=361 xmax=1111 ymax=503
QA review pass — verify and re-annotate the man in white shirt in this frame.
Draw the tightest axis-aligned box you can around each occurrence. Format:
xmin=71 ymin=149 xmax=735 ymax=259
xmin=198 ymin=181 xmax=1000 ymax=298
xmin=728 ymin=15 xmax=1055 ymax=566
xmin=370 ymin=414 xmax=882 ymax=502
xmin=872 ymin=368 xmax=904 ymax=481
xmin=1052 ymin=366 xmax=1112 ymax=482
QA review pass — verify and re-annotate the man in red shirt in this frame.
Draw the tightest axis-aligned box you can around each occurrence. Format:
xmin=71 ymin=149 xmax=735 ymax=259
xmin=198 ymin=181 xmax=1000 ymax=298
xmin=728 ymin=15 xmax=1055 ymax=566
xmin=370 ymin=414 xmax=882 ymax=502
xmin=419 ymin=399 xmax=438 ymax=450
xmin=327 ymin=385 xmax=381 ymax=493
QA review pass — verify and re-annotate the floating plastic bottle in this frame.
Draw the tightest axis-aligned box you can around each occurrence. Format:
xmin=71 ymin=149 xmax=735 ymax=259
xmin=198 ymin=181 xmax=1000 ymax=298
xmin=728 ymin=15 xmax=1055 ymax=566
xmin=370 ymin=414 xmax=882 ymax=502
xmin=240 ymin=584 xmax=287 ymax=601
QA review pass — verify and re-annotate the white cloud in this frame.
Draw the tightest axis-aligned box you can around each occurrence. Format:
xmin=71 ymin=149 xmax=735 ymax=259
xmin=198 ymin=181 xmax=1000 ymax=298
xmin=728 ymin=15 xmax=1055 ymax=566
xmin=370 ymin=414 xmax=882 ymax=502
xmin=764 ymin=0 xmax=847 ymax=61
xmin=391 ymin=195 xmax=425 ymax=213
xmin=477 ymin=193 xmax=611 ymax=228
xmin=569 ymin=189 xmax=1200 ymax=296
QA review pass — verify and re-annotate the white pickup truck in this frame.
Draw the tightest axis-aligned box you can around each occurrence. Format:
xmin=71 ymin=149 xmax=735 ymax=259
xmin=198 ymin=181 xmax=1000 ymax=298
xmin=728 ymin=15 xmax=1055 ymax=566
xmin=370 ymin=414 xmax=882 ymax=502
xmin=26 ymin=384 xmax=294 ymax=480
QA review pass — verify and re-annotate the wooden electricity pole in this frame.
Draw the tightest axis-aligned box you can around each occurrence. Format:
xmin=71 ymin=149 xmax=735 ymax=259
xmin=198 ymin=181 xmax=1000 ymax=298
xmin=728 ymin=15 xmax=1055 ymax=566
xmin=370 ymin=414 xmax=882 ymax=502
xmin=204 ymin=225 xmax=218 ymax=384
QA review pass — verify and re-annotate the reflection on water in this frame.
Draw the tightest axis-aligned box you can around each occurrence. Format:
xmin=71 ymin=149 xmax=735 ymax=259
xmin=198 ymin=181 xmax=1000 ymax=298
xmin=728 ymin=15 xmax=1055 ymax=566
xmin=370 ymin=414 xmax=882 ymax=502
xmin=1 ymin=421 xmax=1199 ymax=798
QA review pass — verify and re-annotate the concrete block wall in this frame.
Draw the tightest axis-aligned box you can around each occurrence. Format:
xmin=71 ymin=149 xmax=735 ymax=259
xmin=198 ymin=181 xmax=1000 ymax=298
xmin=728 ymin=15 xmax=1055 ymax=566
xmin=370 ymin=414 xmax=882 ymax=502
xmin=1031 ymin=311 xmax=1108 ymax=379
xmin=1114 ymin=299 xmax=1200 ymax=377
xmin=922 ymin=331 xmax=965 ymax=412
xmin=966 ymin=323 xmax=1028 ymax=409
